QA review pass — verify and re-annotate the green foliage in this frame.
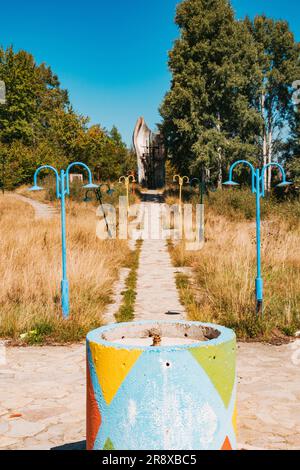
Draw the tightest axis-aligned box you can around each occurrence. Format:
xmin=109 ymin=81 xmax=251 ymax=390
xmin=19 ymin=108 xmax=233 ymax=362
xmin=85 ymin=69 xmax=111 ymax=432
xmin=285 ymin=109 xmax=300 ymax=185
xmin=170 ymin=241 xmax=300 ymax=342
xmin=205 ymin=187 xmax=300 ymax=226
xmin=207 ymin=188 xmax=258 ymax=220
xmin=245 ymin=15 xmax=300 ymax=128
xmin=115 ymin=240 xmax=143 ymax=323
xmin=165 ymin=159 xmax=177 ymax=185
xmin=21 ymin=322 xmax=54 ymax=345
xmin=160 ymin=0 xmax=261 ymax=183
xmin=0 ymin=47 xmax=67 ymax=145
xmin=244 ymin=15 xmax=300 ymax=189
xmin=0 ymin=46 xmax=135 ymax=189
xmin=160 ymin=0 xmax=300 ymax=188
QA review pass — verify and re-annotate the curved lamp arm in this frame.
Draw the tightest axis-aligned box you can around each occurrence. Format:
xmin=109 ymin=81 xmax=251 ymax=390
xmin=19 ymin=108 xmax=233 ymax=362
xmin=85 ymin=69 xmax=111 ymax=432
xmin=99 ymin=183 xmax=110 ymax=191
xmin=261 ymin=162 xmax=290 ymax=197
xmin=31 ymin=165 xmax=61 ymax=199
xmin=119 ymin=176 xmax=126 ymax=184
xmin=83 ymin=189 xmax=96 ymax=202
xmin=173 ymin=175 xmax=190 ymax=185
xmin=66 ymin=162 xmax=96 ymax=195
xmin=227 ymin=160 xmax=256 ymax=193
xmin=128 ymin=175 xmax=136 ymax=184
xmin=190 ymin=177 xmax=200 ymax=188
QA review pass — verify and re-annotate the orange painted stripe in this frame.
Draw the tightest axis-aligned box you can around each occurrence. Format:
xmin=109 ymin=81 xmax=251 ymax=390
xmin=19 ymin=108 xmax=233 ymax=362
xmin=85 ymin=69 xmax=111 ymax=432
xmin=86 ymin=357 xmax=102 ymax=450
xmin=221 ymin=436 xmax=232 ymax=450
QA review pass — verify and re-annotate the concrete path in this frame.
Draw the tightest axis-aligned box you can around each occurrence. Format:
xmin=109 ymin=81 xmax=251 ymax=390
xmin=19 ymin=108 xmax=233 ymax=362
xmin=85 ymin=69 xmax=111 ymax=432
xmin=12 ymin=194 xmax=58 ymax=220
xmin=2 ymin=190 xmax=298 ymax=450
xmin=134 ymin=192 xmax=186 ymax=320
xmin=1 ymin=341 xmax=299 ymax=450
xmin=237 ymin=341 xmax=300 ymax=450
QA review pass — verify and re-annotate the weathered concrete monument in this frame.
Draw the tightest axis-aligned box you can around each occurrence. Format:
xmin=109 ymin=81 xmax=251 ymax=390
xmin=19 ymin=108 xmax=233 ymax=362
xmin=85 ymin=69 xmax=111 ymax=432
xmin=133 ymin=117 xmax=165 ymax=189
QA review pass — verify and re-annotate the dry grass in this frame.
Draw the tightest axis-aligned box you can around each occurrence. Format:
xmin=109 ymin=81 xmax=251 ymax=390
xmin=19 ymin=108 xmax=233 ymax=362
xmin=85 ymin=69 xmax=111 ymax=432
xmin=171 ymin=206 xmax=300 ymax=340
xmin=0 ymin=194 xmax=130 ymax=344
xmin=16 ymin=178 xmax=141 ymax=207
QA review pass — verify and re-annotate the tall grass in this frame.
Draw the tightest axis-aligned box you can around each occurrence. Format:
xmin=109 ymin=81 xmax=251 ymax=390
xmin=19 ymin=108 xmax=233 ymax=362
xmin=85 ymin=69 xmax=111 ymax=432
xmin=17 ymin=176 xmax=141 ymax=207
xmin=205 ymin=188 xmax=300 ymax=225
xmin=165 ymin=184 xmax=300 ymax=224
xmin=0 ymin=195 xmax=130 ymax=344
xmin=170 ymin=192 xmax=300 ymax=340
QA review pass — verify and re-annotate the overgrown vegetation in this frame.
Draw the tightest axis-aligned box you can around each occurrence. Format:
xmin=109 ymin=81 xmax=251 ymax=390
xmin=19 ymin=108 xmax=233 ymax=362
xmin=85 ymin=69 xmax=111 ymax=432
xmin=165 ymin=184 xmax=300 ymax=227
xmin=0 ymin=46 xmax=136 ymax=190
xmin=160 ymin=0 xmax=300 ymax=186
xmin=115 ymin=240 xmax=143 ymax=323
xmin=17 ymin=176 xmax=141 ymax=209
xmin=168 ymin=191 xmax=300 ymax=341
xmin=206 ymin=188 xmax=300 ymax=227
xmin=0 ymin=195 xmax=130 ymax=344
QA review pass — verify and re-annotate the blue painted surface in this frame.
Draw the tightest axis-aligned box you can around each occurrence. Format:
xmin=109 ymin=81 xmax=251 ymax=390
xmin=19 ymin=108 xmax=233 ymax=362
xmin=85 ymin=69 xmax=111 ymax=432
xmin=88 ymin=344 xmax=236 ymax=450
xmin=224 ymin=160 xmax=291 ymax=314
xmin=29 ymin=162 xmax=98 ymax=318
xmin=87 ymin=320 xmax=237 ymax=450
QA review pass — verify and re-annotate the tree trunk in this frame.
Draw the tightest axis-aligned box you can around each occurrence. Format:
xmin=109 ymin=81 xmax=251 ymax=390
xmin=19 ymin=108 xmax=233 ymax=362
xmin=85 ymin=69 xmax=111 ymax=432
xmin=261 ymin=92 xmax=268 ymax=190
xmin=217 ymin=147 xmax=222 ymax=189
xmin=216 ymin=113 xmax=223 ymax=189
xmin=267 ymin=126 xmax=273 ymax=193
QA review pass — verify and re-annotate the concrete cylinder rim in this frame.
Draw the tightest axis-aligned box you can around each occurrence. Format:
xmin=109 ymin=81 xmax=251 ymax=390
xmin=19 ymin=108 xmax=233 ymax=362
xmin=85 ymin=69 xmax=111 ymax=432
xmin=86 ymin=320 xmax=235 ymax=352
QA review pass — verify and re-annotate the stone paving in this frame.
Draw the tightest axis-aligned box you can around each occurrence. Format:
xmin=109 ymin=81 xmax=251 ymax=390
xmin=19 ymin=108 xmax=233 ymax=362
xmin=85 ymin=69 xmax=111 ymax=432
xmin=1 ymin=190 xmax=299 ymax=450
xmin=0 ymin=345 xmax=85 ymax=450
xmin=237 ymin=342 xmax=300 ymax=450
xmin=134 ymin=193 xmax=185 ymax=320
xmin=1 ymin=342 xmax=299 ymax=450
xmin=135 ymin=238 xmax=186 ymax=320
xmin=103 ymin=192 xmax=187 ymax=322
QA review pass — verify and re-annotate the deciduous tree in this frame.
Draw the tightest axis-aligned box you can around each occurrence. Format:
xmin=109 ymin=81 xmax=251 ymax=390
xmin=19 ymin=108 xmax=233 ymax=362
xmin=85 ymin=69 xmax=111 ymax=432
xmin=160 ymin=0 xmax=261 ymax=185
xmin=0 ymin=46 xmax=133 ymax=188
xmin=244 ymin=15 xmax=300 ymax=191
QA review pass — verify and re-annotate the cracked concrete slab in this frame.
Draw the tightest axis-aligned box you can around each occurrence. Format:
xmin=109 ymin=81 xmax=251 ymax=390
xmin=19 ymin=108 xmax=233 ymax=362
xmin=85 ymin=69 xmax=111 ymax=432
xmin=0 ymin=342 xmax=299 ymax=449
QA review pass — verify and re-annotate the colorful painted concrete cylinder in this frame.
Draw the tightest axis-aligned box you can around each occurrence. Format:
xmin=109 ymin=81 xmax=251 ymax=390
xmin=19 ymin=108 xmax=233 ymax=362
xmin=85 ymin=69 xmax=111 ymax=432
xmin=86 ymin=320 xmax=237 ymax=450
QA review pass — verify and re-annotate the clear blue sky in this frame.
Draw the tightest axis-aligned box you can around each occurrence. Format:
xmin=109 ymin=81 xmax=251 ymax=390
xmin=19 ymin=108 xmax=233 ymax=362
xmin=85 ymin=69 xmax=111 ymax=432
xmin=1 ymin=0 xmax=299 ymax=145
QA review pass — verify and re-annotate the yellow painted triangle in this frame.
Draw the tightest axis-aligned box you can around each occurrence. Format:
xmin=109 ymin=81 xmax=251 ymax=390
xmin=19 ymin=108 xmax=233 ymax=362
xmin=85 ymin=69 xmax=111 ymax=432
xmin=232 ymin=401 xmax=237 ymax=436
xmin=189 ymin=339 xmax=236 ymax=408
xmin=89 ymin=341 xmax=142 ymax=406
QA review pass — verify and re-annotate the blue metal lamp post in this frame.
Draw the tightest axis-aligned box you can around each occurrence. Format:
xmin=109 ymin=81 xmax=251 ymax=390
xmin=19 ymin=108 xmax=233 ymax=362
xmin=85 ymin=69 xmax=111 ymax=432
xmin=0 ymin=80 xmax=6 ymax=194
xmin=29 ymin=162 xmax=98 ymax=319
xmin=223 ymin=160 xmax=292 ymax=315
xmin=84 ymin=183 xmax=115 ymax=237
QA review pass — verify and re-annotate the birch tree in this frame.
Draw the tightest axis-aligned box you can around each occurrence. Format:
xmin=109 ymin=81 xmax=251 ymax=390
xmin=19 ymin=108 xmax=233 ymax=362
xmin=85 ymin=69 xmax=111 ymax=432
xmin=160 ymin=0 xmax=261 ymax=183
xmin=245 ymin=15 xmax=300 ymax=191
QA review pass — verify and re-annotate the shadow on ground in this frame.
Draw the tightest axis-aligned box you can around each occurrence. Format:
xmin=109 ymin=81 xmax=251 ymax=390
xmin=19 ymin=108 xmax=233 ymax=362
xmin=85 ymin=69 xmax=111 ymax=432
xmin=140 ymin=191 xmax=164 ymax=203
xmin=51 ymin=440 xmax=86 ymax=450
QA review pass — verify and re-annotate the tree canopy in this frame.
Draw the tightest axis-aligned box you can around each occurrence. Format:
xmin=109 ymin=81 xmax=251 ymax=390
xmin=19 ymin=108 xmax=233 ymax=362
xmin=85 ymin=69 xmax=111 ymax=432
xmin=0 ymin=46 xmax=134 ymax=189
xmin=160 ymin=0 xmax=300 ymax=187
